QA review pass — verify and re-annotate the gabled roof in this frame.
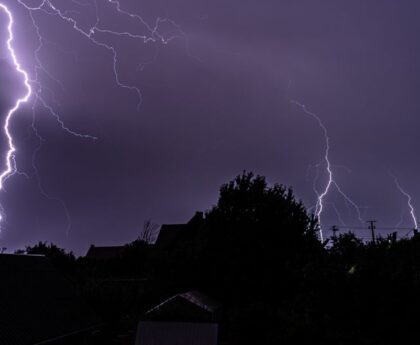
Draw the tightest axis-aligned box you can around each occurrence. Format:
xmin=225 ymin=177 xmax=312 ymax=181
xmin=0 ymin=254 xmax=100 ymax=345
xmin=85 ymin=245 xmax=125 ymax=260
xmin=178 ymin=291 xmax=220 ymax=313
xmin=147 ymin=290 xmax=220 ymax=315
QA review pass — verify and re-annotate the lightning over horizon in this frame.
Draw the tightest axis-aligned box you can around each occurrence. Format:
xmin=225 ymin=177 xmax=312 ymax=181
xmin=0 ymin=0 xmax=419 ymax=251
xmin=392 ymin=174 xmax=418 ymax=230
xmin=291 ymin=100 xmax=363 ymax=241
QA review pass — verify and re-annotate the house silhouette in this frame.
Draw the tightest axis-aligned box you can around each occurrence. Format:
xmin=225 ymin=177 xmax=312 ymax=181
xmin=85 ymin=244 xmax=125 ymax=260
xmin=155 ymin=212 xmax=204 ymax=250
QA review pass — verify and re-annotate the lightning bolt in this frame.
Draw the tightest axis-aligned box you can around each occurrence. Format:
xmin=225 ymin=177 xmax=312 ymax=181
xmin=391 ymin=174 xmax=418 ymax=230
xmin=31 ymin=99 xmax=72 ymax=237
xmin=17 ymin=0 xmax=187 ymax=109
xmin=0 ymin=3 xmax=32 ymax=222
xmin=291 ymin=100 xmax=363 ymax=241
xmin=0 ymin=0 xmax=185 ymax=234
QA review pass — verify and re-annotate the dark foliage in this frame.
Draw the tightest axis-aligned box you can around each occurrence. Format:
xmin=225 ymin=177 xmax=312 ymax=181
xmin=14 ymin=172 xmax=420 ymax=344
xmin=23 ymin=241 xmax=76 ymax=275
xmin=200 ymin=172 xmax=322 ymax=302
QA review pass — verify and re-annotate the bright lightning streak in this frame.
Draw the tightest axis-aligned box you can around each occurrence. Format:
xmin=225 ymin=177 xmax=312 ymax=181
xmin=0 ymin=4 xmax=32 ymax=208
xmin=391 ymin=174 xmax=418 ymax=230
xmin=291 ymin=100 xmax=363 ymax=241
xmin=0 ymin=0 xmax=184 ymax=234
xmin=291 ymin=101 xmax=331 ymax=241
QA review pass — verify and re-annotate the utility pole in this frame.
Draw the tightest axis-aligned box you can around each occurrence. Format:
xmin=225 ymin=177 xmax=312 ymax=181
xmin=331 ymin=225 xmax=339 ymax=241
xmin=367 ymin=220 xmax=376 ymax=243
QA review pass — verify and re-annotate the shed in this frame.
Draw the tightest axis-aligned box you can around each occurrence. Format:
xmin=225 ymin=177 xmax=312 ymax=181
xmin=135 ymin=321 xmax=218 ymax=345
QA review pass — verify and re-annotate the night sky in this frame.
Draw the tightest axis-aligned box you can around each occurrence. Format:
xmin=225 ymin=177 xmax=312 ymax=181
xmin=0 ymin=0 xmax=420 ymax=254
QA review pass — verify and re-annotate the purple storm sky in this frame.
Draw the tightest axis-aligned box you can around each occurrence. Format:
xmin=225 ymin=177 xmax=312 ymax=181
xmin=0 ymin=0 xmax=420 ymax=254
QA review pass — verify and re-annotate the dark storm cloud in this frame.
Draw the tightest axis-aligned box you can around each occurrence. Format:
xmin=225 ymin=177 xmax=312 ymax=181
xmin=1 ymin=0 xmax=420 ymax=253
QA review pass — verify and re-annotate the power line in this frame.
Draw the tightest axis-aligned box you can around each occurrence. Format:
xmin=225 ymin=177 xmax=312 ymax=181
xmin=324 ymin=225 xmax=415 ymax=231
xmin=321 ymin=221 xmax=420 ymax=242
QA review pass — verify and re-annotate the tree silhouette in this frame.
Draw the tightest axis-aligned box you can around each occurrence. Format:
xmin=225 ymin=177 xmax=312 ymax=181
xmin=187 ymin=172 xmax=319 ymax=307
xmin=23 ymin=241 xmax=76 ymax=275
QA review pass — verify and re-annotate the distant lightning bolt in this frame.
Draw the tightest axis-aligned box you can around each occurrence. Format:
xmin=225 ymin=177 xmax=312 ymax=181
xmin=291 ymin=100 xmax=363 ymax=241
xmin=391 ymin=174 xmax=418 ymax=230
xmin=291 ymin=100 xmax=331 ymax=241
xmin=31 ymin=99 xmax=72 ymax=236
xmin=0 ymin=4 xmax=32 ymax=222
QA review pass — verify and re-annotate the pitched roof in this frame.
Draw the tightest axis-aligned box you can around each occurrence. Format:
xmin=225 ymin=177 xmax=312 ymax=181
xmin=155 ymin=224 xmax=188 ymax=249
xmin=85 ymin=245 xmax=125 ymax=260
xmin=135 ymin=321 xmax=218 ymax=345
xmin=147 ymin=291 xmax=220 ymax=315
xmin=178 ymin=291 xmax=220 ymax=313
xmin=0 ymin=254 xmax=100 ymax=345
xmin=155 ymin=212 xmax=204 ymax=249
